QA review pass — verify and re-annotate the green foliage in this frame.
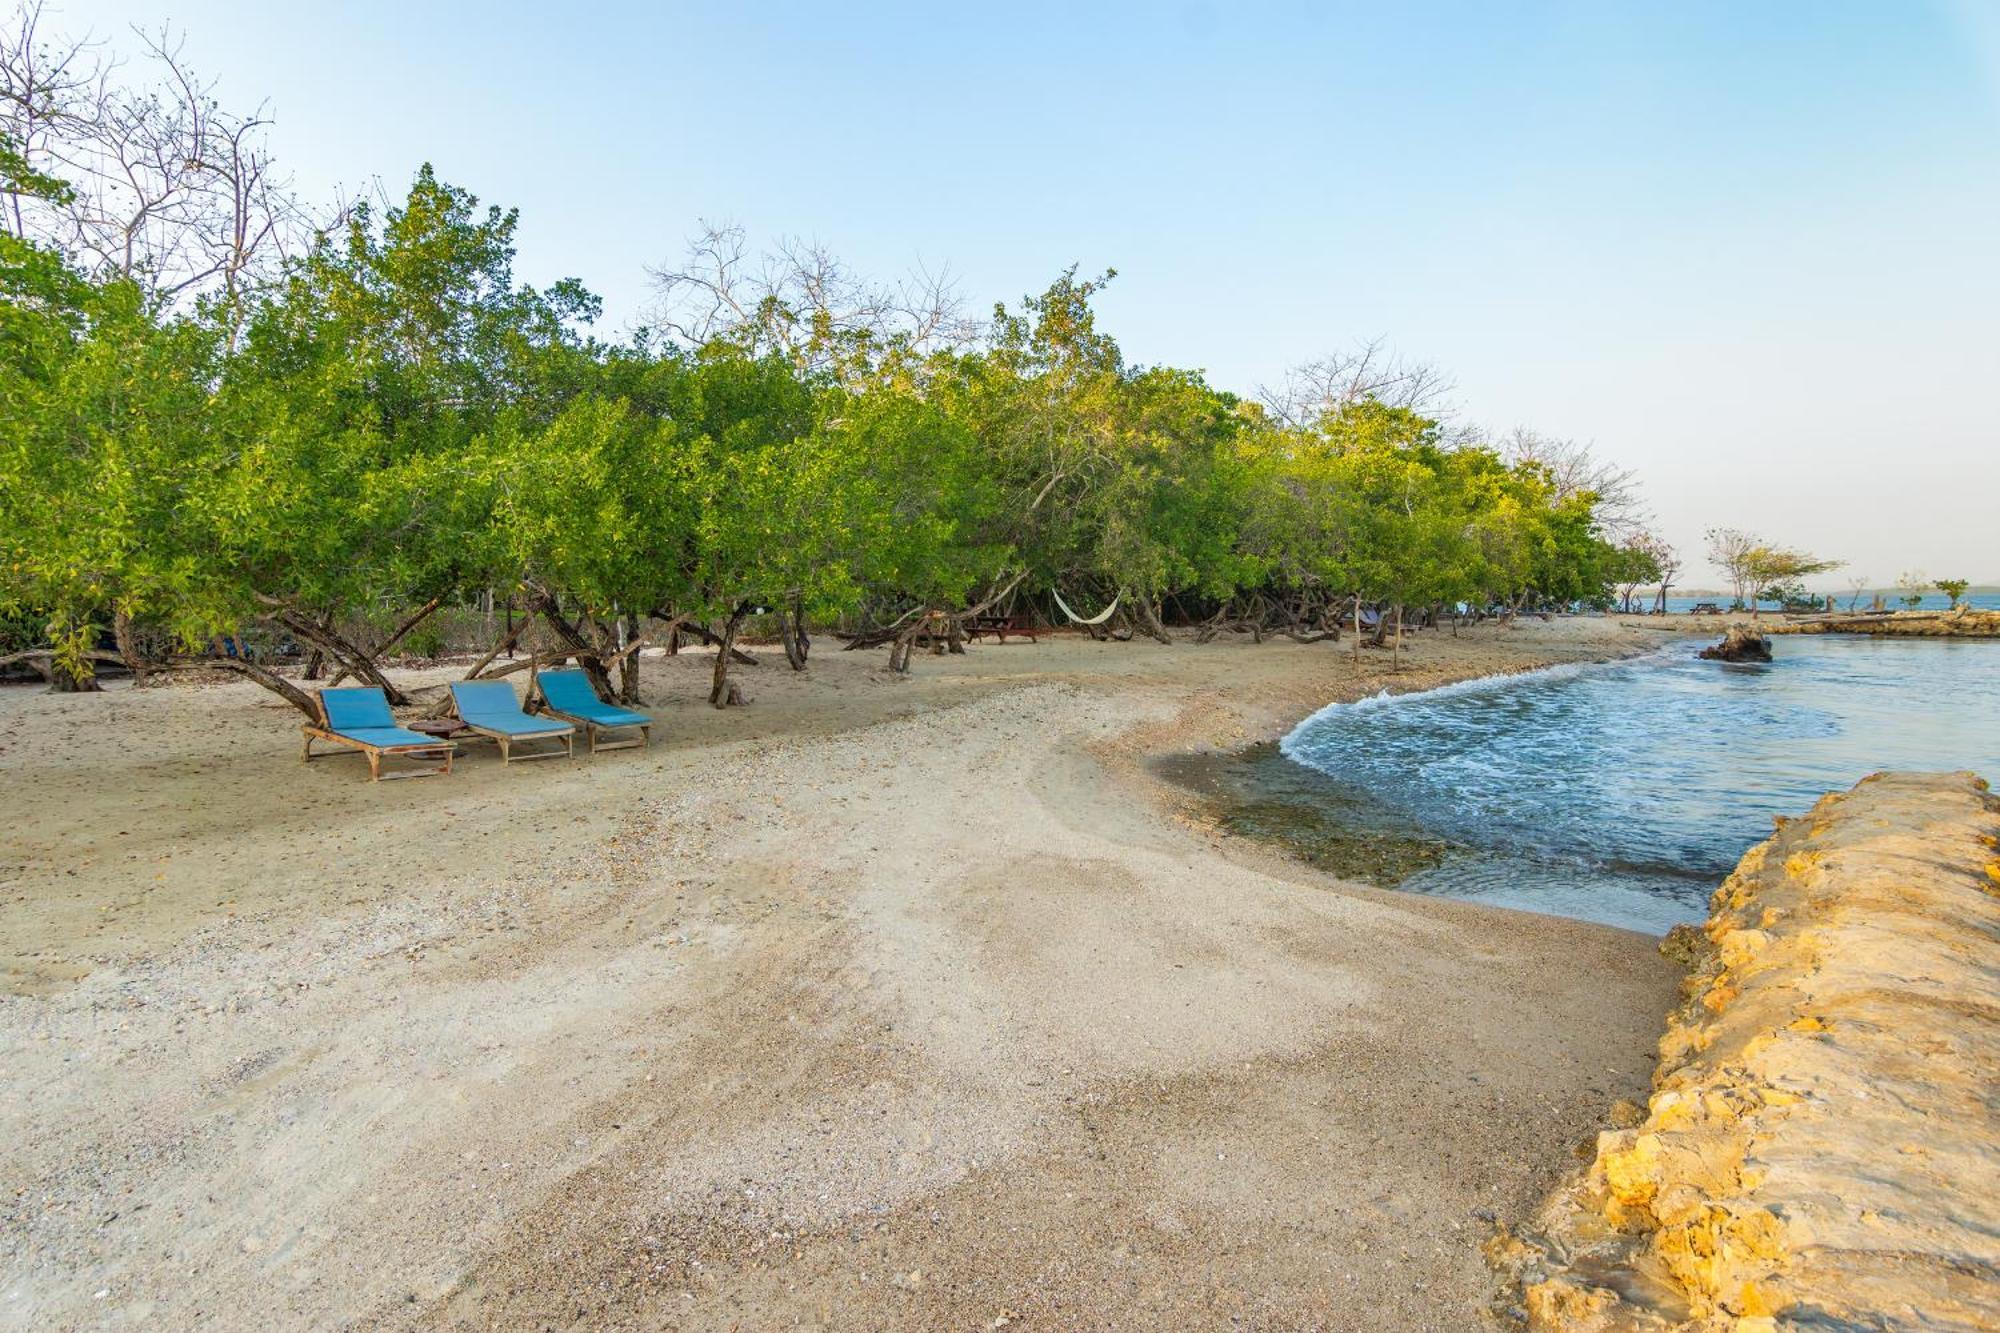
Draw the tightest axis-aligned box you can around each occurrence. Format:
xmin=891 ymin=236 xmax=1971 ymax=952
xmin=1936 ymin=579 xmax=1968 ymax=608
xmin=0 ymin=228 xmax=227 ymax=679
xmin=0 ymin=166 xmax=1644 ymax=697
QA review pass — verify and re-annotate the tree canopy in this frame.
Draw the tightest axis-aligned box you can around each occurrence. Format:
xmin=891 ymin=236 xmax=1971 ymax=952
xmin=3 ymin=72 xmax=1647 ymax=704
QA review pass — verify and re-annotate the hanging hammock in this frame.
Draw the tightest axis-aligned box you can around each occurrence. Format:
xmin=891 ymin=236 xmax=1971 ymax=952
xmin=1052 ymin=587 xmax=1123 ymax=626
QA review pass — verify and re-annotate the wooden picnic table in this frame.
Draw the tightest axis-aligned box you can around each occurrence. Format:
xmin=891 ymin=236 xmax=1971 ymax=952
xmin=965 ymin=613 xmax=1039 ymax=643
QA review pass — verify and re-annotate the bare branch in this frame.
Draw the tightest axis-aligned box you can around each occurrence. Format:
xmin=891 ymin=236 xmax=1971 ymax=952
xmin=0 ymin=6 xmax=307 ymax=321
xmin=1501 ymin=428 xmax=1648 ymax=538
xmin=1257 ymin=339 xmax=1457 ymax=428
xmin=643 ymin=223 xmax=978 ymax=379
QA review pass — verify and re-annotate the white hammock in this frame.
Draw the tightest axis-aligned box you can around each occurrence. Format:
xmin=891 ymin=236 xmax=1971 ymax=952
xmin=1052 ymin=587 xmax=1123 ymax=626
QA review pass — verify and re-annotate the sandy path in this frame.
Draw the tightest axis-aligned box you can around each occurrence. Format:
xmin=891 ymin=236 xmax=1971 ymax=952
xmin=1 ymin=619 xmax=1681 ymax=1330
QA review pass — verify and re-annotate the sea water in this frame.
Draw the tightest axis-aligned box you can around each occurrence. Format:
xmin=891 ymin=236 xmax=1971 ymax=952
xmin=1277 ymin=635 xmax=2000 ymax=934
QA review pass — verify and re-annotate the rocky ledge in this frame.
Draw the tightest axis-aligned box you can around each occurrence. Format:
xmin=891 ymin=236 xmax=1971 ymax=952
xmin=1490 ymin=771 xmax=2000 ymax=1331
xmin=1771 ymin=607 xmax=2000 ymax=639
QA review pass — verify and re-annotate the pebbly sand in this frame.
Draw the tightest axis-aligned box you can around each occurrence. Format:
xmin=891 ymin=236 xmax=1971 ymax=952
xmin=2 ymin=618 xmax=1684 ymax=1330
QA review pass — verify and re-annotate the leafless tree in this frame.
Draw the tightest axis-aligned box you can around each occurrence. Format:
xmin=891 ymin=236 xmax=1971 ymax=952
xmin=1503 ymin=428 xmax=1647 ymax=538
xmin=1257 ymin=339 xmax=1456 ymax=429
xmin=1 ymin=3 xmax=306 ymax=330
xmin=0 ymin=1 xmax=96 ymax=231
xmin=645 ymin=221 xmax=981 ymax=377
xmin=1706 ymin=527 xmax=1760 ymax=610
xmin=1651 ymin=535 xmax=1683 ymax=613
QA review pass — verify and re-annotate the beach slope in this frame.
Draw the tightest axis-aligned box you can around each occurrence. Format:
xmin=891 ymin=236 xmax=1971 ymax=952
xmin=1 ymin=621 xmax=1678 ymax=1329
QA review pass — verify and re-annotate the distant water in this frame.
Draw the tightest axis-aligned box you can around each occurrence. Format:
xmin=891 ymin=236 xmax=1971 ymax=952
xmin=1277 ymin=636 xmax=2000 ymax=934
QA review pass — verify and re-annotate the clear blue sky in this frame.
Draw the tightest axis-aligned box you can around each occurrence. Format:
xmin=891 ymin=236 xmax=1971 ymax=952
xmin=83 ymin=0 xmax=2000 ymax=584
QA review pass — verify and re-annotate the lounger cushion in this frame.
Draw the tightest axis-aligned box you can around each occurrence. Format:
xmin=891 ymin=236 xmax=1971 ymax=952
xmin=575 ymin=704 xmax=650 ymax=726
xmin=321 ymin=686 xmax=398 ymax=732
xmin=334 ymin=725 xmax=451 ymax=750
xmin=539 ymin=669 xmax=651 ymax=726
xmin=450 ymin=681 xmax=573 ymax=736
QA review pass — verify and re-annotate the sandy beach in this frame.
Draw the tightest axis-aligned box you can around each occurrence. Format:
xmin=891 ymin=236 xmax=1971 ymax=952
xmin=2 ymin=618 xmax=1683 ymax=1330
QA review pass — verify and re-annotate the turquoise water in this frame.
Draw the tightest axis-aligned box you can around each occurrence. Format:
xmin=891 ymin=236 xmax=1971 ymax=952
xmin=1278 ymin=636 xmax=2000 ymax=934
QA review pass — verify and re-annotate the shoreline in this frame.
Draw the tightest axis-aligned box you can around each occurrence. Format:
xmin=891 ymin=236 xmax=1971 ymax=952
xmin=2 ymin=619 xmax=1683 ymax=1329
xmin=1276 ymin=640 xmax=1684 ymax=749
xmin=1149 ymin=638 xmax=1689 ymax=931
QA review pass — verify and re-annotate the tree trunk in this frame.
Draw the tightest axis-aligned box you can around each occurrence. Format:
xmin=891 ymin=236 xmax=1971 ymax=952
xmin=780 ymin=592 xmax=810 ymax=671
xmin=618 ymin=613 xmax=643 ymax=704
xmin=329 ymin=597 xmax=441 ymax=685
xmin=112 ymin=607 xmax=148 ymax=687
xmin=888 ymin=622 xmax=919 ymax=674
xmin=706 ymin=621 xmax=758 ymax=664
xmin=277 ymin=613 xmax=410 ymax=705
xmin=1136 ymin=595 xmax=1173 ymax=645
xmin=199 ymin=656 xmax=320 ymax=717
xmin=1392 ymin=603 xmax=1404 ymax=671
xmin=1195 ymin=604 xmax=1228 ymax=644
xmin=529 ymin=591 xmax=615 ymax=698
xmin=47 ymin=657 xmax=102 ymax=692
xmin=709 ymin=604 xmax=750 ymax=707
xmin=464 ymin=616 xmax=529 ymax=680
xmin=300 ymin=610 xmax=335 ymax=680
xmin=1366 ymin=605 xmax=1388 ymax=648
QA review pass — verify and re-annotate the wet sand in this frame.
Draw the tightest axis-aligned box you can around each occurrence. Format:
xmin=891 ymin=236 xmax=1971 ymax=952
xmin=2 ymin=618 xmax=1681 ymax=1330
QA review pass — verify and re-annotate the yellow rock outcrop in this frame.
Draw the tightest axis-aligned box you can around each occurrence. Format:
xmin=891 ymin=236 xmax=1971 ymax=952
xmin=1492 ymin=772 xmax=2000 ymax=1331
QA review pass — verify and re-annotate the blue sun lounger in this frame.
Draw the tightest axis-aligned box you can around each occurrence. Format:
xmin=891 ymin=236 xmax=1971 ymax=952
xmin=448 ymin=679 xmax=574 ymax=764
xmin=303 ymin=686 xmax=455 ymax=781
xmin=532 ymin=668 xmax=653 ymax=754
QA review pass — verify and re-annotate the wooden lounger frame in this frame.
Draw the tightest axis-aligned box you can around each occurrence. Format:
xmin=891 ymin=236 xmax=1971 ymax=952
xmin=301 ymin=721 xmax=455 ymax=782
xmin=457 ymin=721 xmax=574 ymax=765
xmin=530 ymin=702 xmax=650 ymax=754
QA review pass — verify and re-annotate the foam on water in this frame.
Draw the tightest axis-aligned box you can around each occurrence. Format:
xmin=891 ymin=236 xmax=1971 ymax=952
xmin=1277 ymin=635 xmax=2000 ymax=934
xmin=1278 ymin=651 xmax=1666 ymax=755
